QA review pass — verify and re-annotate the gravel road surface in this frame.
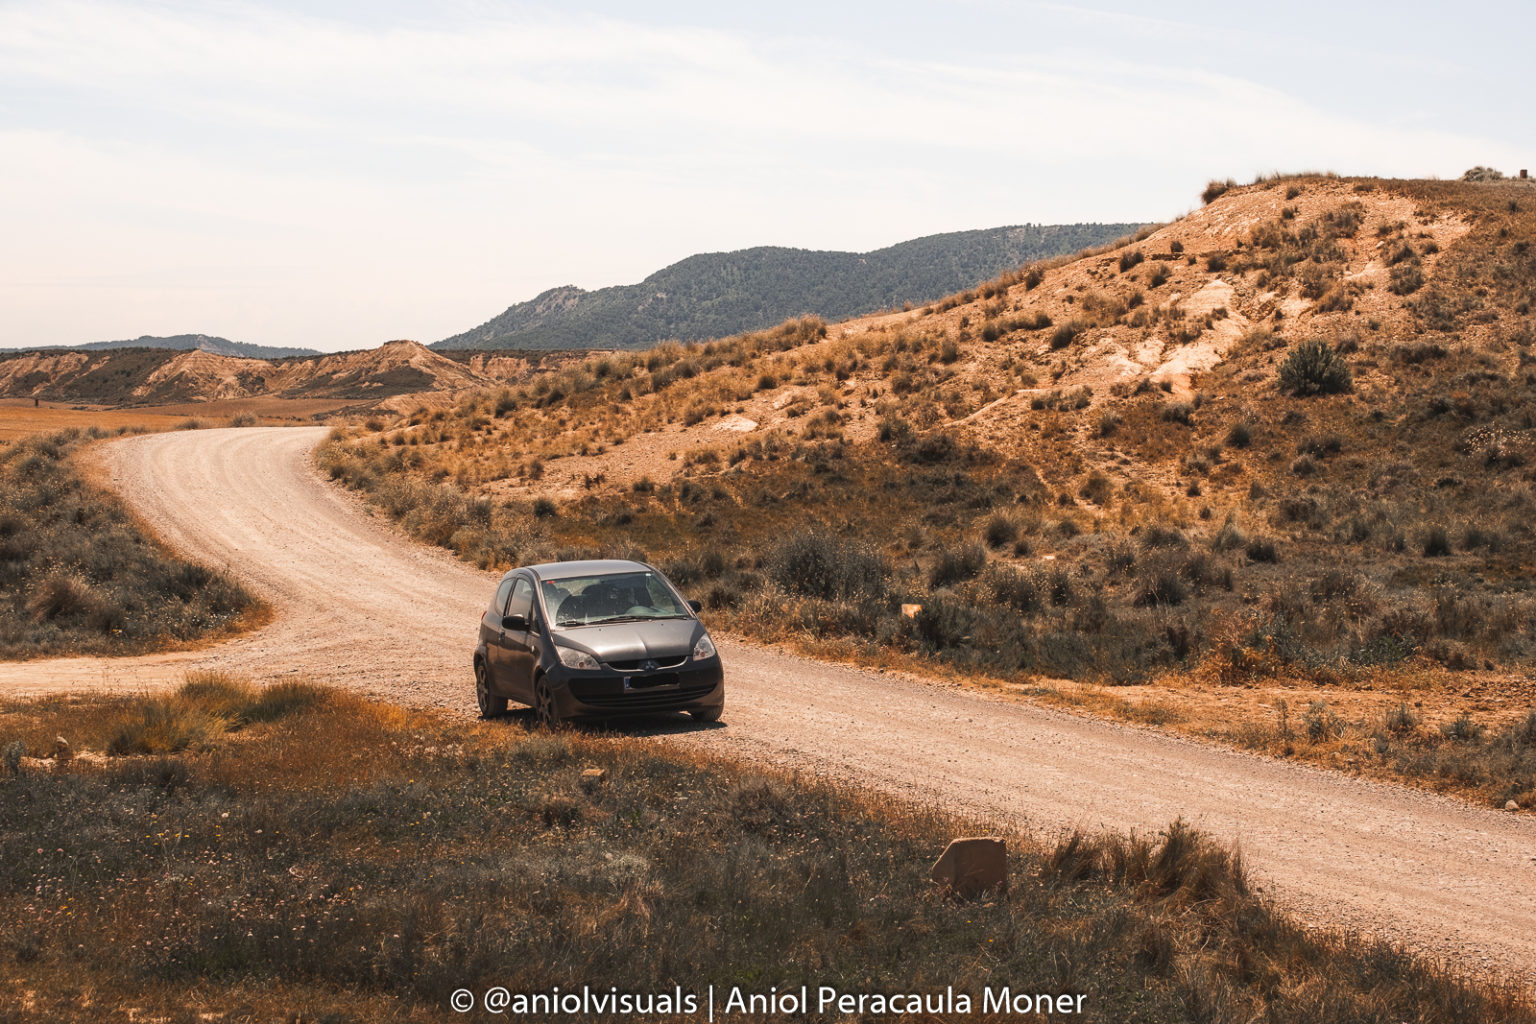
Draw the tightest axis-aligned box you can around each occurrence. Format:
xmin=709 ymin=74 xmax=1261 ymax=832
xmin=3 ymin=426 xmax=1533 ymax=983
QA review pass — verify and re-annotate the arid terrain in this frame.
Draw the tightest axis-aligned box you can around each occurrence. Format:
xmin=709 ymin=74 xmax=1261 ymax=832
xmin=5 ymin=173 xmax=1536 ymax=1015
xmin=2 ymin=425 xmax=1533 ymax=987
xmin=0 ymin=340 xmax=585 ymax=414
xmin=313 ymin=174 xmax=1536 ymax=811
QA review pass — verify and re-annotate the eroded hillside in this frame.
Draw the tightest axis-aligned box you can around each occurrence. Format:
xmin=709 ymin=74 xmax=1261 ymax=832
xmin=0 ymin=340 xmax=586 ymax=411
xmin=323 ymin=174 xmax=1536 ymax=805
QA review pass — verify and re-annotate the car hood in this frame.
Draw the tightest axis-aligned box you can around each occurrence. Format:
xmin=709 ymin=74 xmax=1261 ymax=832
xmin=553 ymin=618 xmax=699 ymax=661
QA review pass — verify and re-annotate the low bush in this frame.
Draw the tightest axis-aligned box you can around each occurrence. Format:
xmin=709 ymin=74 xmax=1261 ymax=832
xmin=929 ymin=542 xmax=987 ymax=588
xmin=765 ymin=532 xmax=888 ymax=603
xmin=1049 ymin=320 xmax=1085 ymax=349
xmin=1278 ymin=339 xmax=1353 ymax=396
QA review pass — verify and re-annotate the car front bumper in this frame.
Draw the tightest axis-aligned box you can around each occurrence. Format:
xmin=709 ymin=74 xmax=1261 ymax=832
xmin=548 ymin=659 xmax=724 ymax=718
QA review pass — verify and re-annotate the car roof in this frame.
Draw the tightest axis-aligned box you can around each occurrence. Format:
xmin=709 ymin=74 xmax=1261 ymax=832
xmin=516 ymin=558 xmax=654 ymax=581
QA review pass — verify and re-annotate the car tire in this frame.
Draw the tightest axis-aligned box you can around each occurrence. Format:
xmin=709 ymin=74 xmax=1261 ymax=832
xmin=533 ymin=675 xmax=562 ymax=729
xmin=689 ymin=703 xmax=723 ymax=724
xmin=475 ymin=659 xmax=507 ymax=719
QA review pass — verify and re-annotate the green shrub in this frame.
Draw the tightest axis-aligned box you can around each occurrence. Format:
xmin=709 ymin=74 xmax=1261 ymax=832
xmin=929 ymin=542 xmax=987 ymax=588
xmin=765 ymin=532 xmax=888 ymax=603
xmin=1277 ymin=339 xmax=1353 ymax=396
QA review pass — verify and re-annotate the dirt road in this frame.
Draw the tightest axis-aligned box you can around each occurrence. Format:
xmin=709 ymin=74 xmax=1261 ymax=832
xmin=4 ymin=426 xmax=1534 ymax=982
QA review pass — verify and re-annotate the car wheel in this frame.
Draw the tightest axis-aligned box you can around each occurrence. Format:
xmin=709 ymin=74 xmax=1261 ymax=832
xmin=689 ymin=703 xmax=723 ymax=724
xmin=475 ymin=659 xmax=507 ymax=719
xmin=533 ymin=675 xmax=561 ymax=729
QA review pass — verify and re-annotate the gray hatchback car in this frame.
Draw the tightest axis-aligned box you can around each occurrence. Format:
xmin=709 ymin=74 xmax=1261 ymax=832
xmin=473 ymin=559 xmax=724 ymax=726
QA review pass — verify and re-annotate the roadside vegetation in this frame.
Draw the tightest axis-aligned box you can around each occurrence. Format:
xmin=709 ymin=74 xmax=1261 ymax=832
xmin=0 ymin=428 xmax=264 ymax=658
xmin=318 ymin=175 xmax=1536 ymax=806
xmin=1 ymin=677 xmax=1528 ymax=1023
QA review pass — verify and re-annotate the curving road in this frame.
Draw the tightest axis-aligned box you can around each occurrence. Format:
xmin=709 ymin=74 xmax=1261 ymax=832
xmin=3 ymin=426 xmax=1534 ymax=983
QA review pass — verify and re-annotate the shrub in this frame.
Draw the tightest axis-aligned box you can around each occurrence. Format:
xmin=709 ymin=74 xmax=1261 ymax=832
xmin=1132 ymin=566 xmax=1187 ymax=607
xmin=1421 ymin=526 xmax=1451 ymax=558
xmin=1304 ymin=702 xmax=1342 ymax=742
xmin=929 ymin=542 xmax=987 ymax=588
xmin=983 ymin=514 xmax=1017 ymax=549
xmin=1049 ymin=320 xmax=1085 ymax=350
xmin=1202 ymin=178 xmax=1235 ymax=204
xmin=1078 ymin=471 xmax=1113 ymax=504
xmin=108 ymin=699 xmax=228 ymax=755
xmin=1388 ymin=262 xmax=1425 ymax=295
xmin=1141 ymin=524 xmax=1187 ymax=549
xmin=1118 ymin=250 xmax=1144 ymax=273
xmin=980 ymin=566 xmax=1040 ymax=615
xmin=1161 ymin=402 xmax=1194 ymax=426
xmin=765 ymin=532 xmax=888 ymax=603
xmin=913 ymin=598 xmax=975 ymax=649
xmin=1384 ymin=703 xmax=1419 ymax=736
xmin=1245 ymin=538 xmax=1278 ymax=563
xmin=1277 ymin=339 xmax=1353 ymax=396
xmin=1441 ymin=714 xmax=1485 ymax=742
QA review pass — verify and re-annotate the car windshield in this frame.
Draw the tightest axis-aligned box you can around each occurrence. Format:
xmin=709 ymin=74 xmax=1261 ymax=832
xmin=541 ymin=570 xmax=690 ymax=628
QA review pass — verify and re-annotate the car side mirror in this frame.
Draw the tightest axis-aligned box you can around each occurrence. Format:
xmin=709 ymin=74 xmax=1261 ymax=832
xmin=687 ymin=599 xmax=702 ymax=613
xmin=502 ymin=613 xmax=529 ymax=630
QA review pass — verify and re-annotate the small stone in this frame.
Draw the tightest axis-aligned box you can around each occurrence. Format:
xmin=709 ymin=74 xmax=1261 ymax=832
xmin=1506 ymin=800 xmax=1520 ymax=812
xmin=580 ymin=768 xmax=607 ymax=790
xmin=50 ymin=737 xmax=72 ymax=763
xmin=931 ymin=837 xmax=1007 ymax=898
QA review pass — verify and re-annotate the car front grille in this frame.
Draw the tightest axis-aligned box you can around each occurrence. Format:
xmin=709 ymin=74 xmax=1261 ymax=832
xmin=605 ymin=655 xmax=687 ymax=671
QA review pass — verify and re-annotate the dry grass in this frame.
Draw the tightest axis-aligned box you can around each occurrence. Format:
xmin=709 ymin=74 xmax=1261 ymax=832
xmin=0 ymin=402 xmax=186 ymax=442
xmin=0 ymin=678 xmax=1528 ymax=1023
xmin=0 ymin=428 xmax=266 ymax=657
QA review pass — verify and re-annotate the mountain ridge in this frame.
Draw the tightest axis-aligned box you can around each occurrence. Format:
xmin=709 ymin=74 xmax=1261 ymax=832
xmin=3 ymin=334 xmax=321 ymax=359
xmin=435 ymin=223 xmax=1145 ymax=351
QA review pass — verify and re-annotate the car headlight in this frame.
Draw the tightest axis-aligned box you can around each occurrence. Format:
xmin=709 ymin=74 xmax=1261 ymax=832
xmin=555 ymin=645 xmax=599 ymax=670
xmin=692 ymin=634 xmax=717 ymax=661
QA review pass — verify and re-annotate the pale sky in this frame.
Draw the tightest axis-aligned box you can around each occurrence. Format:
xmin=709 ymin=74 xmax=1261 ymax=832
xmin=2 ymin=1 xmax=1530 ymax=352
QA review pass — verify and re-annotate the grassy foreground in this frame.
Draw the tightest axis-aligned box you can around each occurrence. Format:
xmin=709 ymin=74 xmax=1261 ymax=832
xmin=0 ymin=677 xmax=1529 ymax=1023
xmin=0 ymin=428 xmax=264 ymax=658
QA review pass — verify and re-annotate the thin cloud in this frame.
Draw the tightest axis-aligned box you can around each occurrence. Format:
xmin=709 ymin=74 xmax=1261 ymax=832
xmin=0 ymin=0 xmax=1524 ymax=349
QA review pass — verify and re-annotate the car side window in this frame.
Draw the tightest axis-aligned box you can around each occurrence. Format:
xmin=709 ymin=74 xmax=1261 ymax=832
xmin=507 ymin=578 xmax=534 ymax=623
xmin=490 ymin=578 xmax=515 ymax=615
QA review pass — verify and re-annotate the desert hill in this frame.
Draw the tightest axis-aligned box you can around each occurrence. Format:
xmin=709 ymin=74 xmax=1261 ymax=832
xmin=4 ymin=334 xmax=321 ymax=359
xmin=434 ymin=223 xmax=1144 ymax=351
xmin=328 ymin=172 xmax=1536 ymax=708
xmin=0 ymin=340 xmax=581 ymax=410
